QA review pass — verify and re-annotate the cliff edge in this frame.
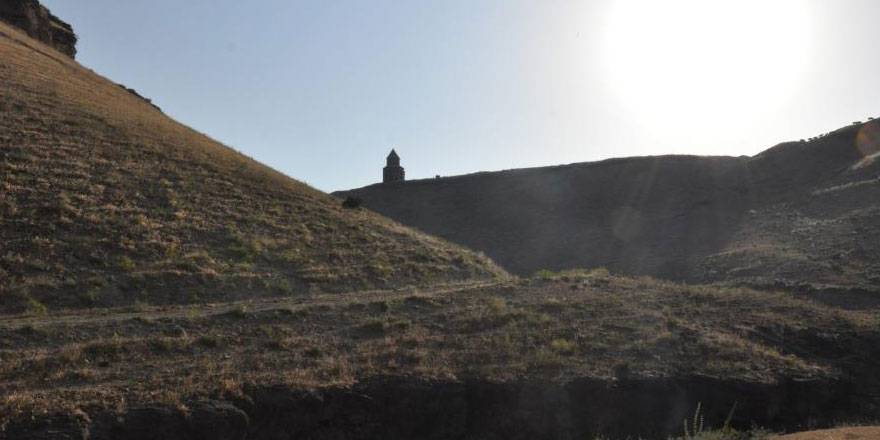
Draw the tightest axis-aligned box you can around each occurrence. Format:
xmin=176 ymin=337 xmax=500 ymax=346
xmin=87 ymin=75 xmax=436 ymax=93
xmin=0 ymin=0 xmax=76 ymax=58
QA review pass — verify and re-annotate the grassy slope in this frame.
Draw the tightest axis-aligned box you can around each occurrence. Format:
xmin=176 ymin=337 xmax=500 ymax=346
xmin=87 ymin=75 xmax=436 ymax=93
xmin=0 ymin=21 xmax=505 ymax=312
xmin=337 ymin=122 xmax=880 ymax=292
xmin=1 ymin=271 xmax=877 ymax=418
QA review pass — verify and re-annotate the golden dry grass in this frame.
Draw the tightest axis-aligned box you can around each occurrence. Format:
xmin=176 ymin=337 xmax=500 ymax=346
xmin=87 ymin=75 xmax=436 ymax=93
xmin=1 ymin=273 xmax=876 ymax=421
xmin=0 ymin=21 xmax=506 ymax=313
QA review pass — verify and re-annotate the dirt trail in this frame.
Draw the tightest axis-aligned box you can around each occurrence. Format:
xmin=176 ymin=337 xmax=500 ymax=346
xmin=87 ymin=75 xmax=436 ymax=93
xmin=774 ymin=426 xmax=880 ymax=439
xmin=0 ymin=281 xmax=500 ymax=329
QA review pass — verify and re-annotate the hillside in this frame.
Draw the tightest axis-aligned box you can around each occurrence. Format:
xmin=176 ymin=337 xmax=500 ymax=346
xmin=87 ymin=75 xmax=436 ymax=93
xmin=0 ymin=20 xmax=505 ymax=313
xmin=2 ymin=6 xmax=880 ymax=439
xmin=3 ymin=272 xmax=880 ymax=438
xmin=337 ymin=120 xmax=880 ymax=293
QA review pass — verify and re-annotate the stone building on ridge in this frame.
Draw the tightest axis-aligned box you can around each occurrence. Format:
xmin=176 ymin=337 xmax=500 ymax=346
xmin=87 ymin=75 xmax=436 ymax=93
xmin=383 ymin=149 xmax=405 ymax=183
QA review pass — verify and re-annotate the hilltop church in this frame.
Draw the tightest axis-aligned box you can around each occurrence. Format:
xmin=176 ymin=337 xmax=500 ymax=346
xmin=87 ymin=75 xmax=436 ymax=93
xmin=383 ymin=149 xmax=405 ymax=183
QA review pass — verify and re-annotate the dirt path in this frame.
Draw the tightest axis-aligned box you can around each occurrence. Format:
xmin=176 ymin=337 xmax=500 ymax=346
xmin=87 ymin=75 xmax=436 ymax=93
xmin=0 ymin=281 xmax=501 ymax=329
xmin=774 ymin=426 xmax=880 ymax=439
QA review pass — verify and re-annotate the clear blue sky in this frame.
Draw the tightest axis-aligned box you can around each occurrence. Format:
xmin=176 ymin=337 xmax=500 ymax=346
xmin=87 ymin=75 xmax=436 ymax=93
xmin=43 ymin=1 xmax=880 ymax=192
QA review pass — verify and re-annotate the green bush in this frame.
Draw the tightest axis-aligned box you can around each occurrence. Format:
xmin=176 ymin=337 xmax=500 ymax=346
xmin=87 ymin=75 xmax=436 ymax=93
xmin=119 ymin=256 xmax=135 ymax=272
xmin=26 ymin=298 xmax=48 ymax=315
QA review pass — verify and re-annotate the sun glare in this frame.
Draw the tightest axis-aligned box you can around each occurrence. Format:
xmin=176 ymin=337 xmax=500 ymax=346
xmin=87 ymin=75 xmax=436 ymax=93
xmin=601 ymin=0 xmax=812 ymax=142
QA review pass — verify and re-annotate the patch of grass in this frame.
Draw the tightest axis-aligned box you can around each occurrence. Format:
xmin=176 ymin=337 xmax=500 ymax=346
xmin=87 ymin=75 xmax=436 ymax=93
xmin=119 ymin=256 xmax=135 ymax=273
xmin=549 ymin=338 xmax=577 ymax=355
xmin=78 ymin=288 xmax=99 ymax=307
xmin=533 ymin=269 xmax=556 ymax=280
xmin=25 ymin=299 xmax=48 ymax=315
xmin=486 ymin=296 xmax=508 ymax=313
xmin=222 ymin=305 xmax=250 ymax=319
xmin=81 ymin=339 xmax=128 ymax=361
xmin=148 ymin=336 xmax=186 ymax=353
xmin=196 ymin=334 xmax=223 ymax=349
xmin=533 ymin=267 xmax=611 ymax=281
xmin=260 ymin=325 xmax=289 ymax=350
xmin=303 ymin=346 xmax=322 ymax=358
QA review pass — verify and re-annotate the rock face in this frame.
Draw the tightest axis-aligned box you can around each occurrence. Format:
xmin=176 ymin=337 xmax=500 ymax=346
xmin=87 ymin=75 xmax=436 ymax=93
xmin=4 ymin=376 xmax=878 ymax=440
xmin=0 ymin=0 xmax=77 ymax=58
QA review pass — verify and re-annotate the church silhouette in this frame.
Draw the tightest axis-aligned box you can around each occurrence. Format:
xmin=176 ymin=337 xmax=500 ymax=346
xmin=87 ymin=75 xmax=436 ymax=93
xmin=383 ymin=149 xmax=405 ymax=183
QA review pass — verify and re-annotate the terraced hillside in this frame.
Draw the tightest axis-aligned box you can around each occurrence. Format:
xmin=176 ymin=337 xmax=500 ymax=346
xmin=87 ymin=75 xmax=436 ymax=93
xmin=0 ymin=20 xmax=505 ymax=313
xmin=337 ymin=120 xmax=880 ymax=293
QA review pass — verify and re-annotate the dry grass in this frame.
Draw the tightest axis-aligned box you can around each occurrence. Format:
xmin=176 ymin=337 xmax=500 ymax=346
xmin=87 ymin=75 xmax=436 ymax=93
xmin=0 ymin=21 xmax=506 ymax=313
xmin=1 ymin=274 xmax=876 ymax=421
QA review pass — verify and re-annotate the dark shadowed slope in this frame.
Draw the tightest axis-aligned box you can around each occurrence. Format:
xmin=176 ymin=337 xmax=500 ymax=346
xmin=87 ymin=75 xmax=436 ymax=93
xmin=0 ymin=20 xmax=505 ymax=313
xmin=337 ymin=120 xmax=880 ymax=291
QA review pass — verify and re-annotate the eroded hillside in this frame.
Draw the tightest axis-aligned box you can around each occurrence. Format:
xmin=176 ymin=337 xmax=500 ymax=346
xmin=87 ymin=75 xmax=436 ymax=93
xmin=0 ymin=20 xmax=505 ymax=313
xmin=337 ymin=121 xmax=880 ymax=293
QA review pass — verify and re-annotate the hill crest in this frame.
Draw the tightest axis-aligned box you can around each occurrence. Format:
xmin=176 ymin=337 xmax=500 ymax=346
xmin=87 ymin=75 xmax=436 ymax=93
xmin=337 ymin=119 xmax=880 ymax=291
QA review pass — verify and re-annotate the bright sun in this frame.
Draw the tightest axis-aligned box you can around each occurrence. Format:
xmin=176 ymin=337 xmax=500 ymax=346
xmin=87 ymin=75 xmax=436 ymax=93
xmin=601 ymin=0 xmax=812 ymax=141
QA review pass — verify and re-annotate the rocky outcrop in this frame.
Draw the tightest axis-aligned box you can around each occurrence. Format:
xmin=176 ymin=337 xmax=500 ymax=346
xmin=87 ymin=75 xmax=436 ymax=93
xmin=0 ymin=0 xmax=77 ymax=58
xmin=4 ymin=375 xmax=878 ymax=440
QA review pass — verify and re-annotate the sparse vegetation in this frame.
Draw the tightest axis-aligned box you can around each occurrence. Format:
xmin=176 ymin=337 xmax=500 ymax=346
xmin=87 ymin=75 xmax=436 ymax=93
xmin=25 ymin=298 xmax=48 ymax=315
xmin=222 ymin=305 xmax=250 ymax=319
xmin=1 ymin=10 xmax=879 ymax=440
xmin=341 ymin=196 xmax=363 ymax=209
xmin=1 ymin=276 xmax=876 ymax=429
xmin=119 ymin=256 xmax=135 ymax=273
xmin=0 ymin=19 xmax=505 ymax=313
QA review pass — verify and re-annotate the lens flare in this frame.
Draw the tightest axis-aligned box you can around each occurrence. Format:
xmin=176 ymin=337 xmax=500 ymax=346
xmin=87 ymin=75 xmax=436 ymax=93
xmin=856 ymin=122 xmax=880 ymax=157
xmin=600 ymin=0 xmax=812 ymax=147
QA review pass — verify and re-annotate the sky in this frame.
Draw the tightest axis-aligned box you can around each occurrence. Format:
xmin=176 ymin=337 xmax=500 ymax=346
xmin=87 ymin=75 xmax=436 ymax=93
xmin=42 ymin=0 xmax=880 ymax=192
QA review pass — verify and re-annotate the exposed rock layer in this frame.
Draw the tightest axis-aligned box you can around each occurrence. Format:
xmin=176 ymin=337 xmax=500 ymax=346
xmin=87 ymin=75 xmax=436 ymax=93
xmin=0 ymin=0 xmax=76 ymax=57
xmin=5 ymin=376 xmax=877 ymax=440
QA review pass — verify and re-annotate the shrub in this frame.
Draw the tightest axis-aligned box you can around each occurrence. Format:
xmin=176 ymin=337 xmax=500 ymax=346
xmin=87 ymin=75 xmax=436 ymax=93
xmin=223 ymin=305 xmax=249 ymax=319
xmin=78 ymin=288 xmax=99 ymax=306
xmin=341 ymin=196 xmax=363 ymax=209
xmin=197 ymin=334 xmax=223 ymax=348
xmin=227 ymin=229 xmax=264 ymax=262
xmin=82 ymin=339 xmax=127 ymax=361
xmin=119 ymin=256 xmax=135 ymax=272
xmin=534 ymin=269 xmax=556 ymax=280
xmin=26 ymin=299 xmax=48 ymax=315
xmin=486 ymin=296 xmax=508 ymax=313
xmin=0 ymin=197 xmax=17 ymax=216
xmin=550 ymin=338 xmax=577 ymax=355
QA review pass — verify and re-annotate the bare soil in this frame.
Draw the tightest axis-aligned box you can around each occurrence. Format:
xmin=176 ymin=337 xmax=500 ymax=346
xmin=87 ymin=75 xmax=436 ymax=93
xmin=774 ymin=426 xmax=880 ymax=439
